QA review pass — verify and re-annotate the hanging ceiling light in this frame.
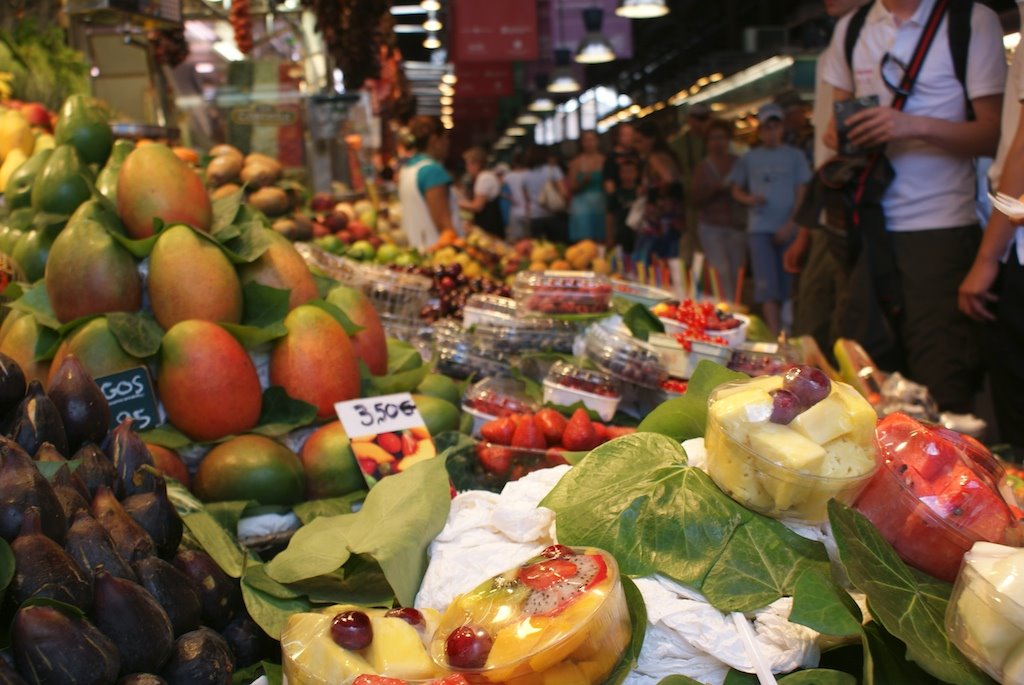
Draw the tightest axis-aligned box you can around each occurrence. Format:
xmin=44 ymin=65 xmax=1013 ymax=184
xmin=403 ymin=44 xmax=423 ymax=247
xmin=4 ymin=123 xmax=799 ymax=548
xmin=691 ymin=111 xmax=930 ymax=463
xmin=420 ymin=0 xmax=441 ymax=11
xmin=506 ymin=126 xmax=528 ymax=137
xmin=422 ymin=15 xmax=442 ymax=32
xmin=615 ymin=0 xmax=669 ymax=19
xmin=424 ymin=32 xmax=441 ymax=49
xmin=516 ymin=113 xmax=541 ymax=125
xmin=529 ymin=75 xmax=556 ymax=112
xmin=575 ymin=8 xmax=615 ymax=64
xmin=547 ymin=49 xmax=581 ymax=94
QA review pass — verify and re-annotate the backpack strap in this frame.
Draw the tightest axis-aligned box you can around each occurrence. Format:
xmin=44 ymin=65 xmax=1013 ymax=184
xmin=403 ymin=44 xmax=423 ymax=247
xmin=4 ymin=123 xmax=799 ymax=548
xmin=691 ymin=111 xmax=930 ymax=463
xmin=948 ymin=0 xmax=974 ymax=120
xmin=843 ymin=3 xmax=872 ymax=74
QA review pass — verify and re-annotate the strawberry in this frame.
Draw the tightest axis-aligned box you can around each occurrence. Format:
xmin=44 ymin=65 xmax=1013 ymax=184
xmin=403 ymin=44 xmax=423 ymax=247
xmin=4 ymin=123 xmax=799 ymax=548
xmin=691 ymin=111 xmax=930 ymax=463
xmin=480 ymin=416 xmax=516 ymax=445
xmin=607 ymin=425 xmax=637 ymax=439
xmin=477 ymin=444 xmax=513 ymax=476
xmin=519 ymin=559 xmax=579 ymax=590
xmin=511 ymin=416 xmax=547 ymax=450
xmin=357 ymin=457 xmax=378 ymax=475
xmin=401 ymin=431 xmax=418 ymax=456
xmin=533 ymin=408 xmax=568 ymax=446
xmin=563 ymin=408 xmax=600 ymax=451
xmin=376 ymin=432 xmax=402 ymax=455
xmin=591 ymin=421 xmax=608 ymax=443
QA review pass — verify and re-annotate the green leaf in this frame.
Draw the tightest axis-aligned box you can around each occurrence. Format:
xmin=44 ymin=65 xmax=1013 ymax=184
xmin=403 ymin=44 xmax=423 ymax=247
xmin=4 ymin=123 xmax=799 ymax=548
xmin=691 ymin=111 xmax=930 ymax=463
xmin=657 ymin=677 xmax=705 ymax=685
xmin=638 ymin=362 xmax=747 ymax=440
xmin=387 ymin=338 xmax=423 ymax=374
xmin=607 ymin=576 xmax=648 ymax=685
xmin=365 ymin=364 xmax=431 ymax=396
xmin=286 ymin=555 xmax=393 ymax=606
xmin=780 ymin=669 xmax=858 ymax=684
xmin=828 ymin=501 xmax=992 ymax=685
xmin=9 ymin=281 xmax=59 ymax=329
xmin=861 ymin=620 xmax=944 ymax=685
xmin=182 ymin=511 xmax=247 ymax=579
xmin=105 ymin=227 xmax=160 ymax=258
xmin=263 ymin=662 xmax=283 ymax=685
xmin=221 ymin=321 xmax=288 ymax=348
xmin=542 ymin=433 xmax=831 ymax=612
xmin=242 ymin=565 xmax=312 ymax=640
xmin=620 ymin=302 xmax=665 ymax=342
xmin=243 ymin=563 xmax=303 ymax=600
xmin=203 ymin=500 xmax=254 ymax=536
xmin=292 ymin=492 xmax=367 ymax=525
xmin=685 ymin=360 xmax=750 ymax=400
xmin=265 ymin=514 xmax=354 ymax=583
xmin=211 ymin=184 xmax=245 ymax=235
xmin=107 ymin=311 xmax=164 ymax=358
xmin=219 ymin=223 xmax=273 ymax=264
xmin=723 ymin=673 xmax=758 ymax=685
xmin=313 ymin=272 xmax=339 ymax=299
xmin=140 ymin=424 xmax=190 ymax=449
xmin=306 ymin=299 xmax=362 ymax=337
xmin=252 ymin=386 xmax=318 ymax=437
xmin=220 ymin=282 xmax=290 ymax=347
xmin=34 ymin=459 xmax=82 ymax=480
xmin=31 ymin=325 xmax=60 ymax=362
xmin=790 ymin=571 xmax=863 ymax=638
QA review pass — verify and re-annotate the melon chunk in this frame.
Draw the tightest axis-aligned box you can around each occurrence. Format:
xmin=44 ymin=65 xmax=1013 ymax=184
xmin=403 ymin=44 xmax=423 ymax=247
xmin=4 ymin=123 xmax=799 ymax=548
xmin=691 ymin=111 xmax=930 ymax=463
xmin=748 ymin=423 xmax=826 ymax=472
xmin=712 ymin=388 xmax=774 ymax=442
xmin=365 ymin=615 xmax=440 ymax=680
xmin=790 ymin=394 xmax=853 ymax=445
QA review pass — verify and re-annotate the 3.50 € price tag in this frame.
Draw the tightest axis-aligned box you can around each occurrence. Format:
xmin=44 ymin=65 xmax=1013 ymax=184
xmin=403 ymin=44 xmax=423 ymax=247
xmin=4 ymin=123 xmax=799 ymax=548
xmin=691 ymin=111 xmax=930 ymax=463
xmin=335 ymin=392 xmax=437 ymax=488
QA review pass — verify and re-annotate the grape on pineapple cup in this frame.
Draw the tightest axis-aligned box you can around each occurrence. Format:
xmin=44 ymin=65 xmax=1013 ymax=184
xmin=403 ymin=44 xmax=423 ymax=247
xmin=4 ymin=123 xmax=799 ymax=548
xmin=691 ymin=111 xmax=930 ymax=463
xmin=430 ymin=546 xmax=631 ymax=684
xmin=947 ymin=543 xmax=1024 ymax=683
xmin=705 ymin=370 xmax=879 ymax=523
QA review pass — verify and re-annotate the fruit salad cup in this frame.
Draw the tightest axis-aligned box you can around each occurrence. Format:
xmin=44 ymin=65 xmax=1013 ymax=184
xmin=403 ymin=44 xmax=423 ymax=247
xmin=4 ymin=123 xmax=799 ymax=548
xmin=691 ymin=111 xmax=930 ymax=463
xmin=429 ymin=545 xmax=631 ymax=685
xmin=705 ymin=367 xmax=879 ymax=523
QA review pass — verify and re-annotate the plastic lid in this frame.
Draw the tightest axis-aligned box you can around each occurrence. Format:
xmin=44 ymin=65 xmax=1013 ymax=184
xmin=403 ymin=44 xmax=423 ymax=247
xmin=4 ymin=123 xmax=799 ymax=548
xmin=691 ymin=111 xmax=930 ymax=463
xmin=583 ymin=326 xmax=667 ymax=388
xmin=545 ymin=361 xmax=620 ymax=398
xmin=513 ymin=270 xmax=612 ymax=289
xmin=464 ymin=376 xmax=540 ymax=416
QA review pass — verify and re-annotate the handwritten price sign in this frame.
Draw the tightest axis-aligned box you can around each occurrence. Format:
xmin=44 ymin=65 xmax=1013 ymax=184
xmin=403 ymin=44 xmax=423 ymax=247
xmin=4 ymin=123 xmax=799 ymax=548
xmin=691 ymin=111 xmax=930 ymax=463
xmin=335 ymin=392 xmax=427 ymax=439
xmin=96 ymin=367 xmax=161 ymax=431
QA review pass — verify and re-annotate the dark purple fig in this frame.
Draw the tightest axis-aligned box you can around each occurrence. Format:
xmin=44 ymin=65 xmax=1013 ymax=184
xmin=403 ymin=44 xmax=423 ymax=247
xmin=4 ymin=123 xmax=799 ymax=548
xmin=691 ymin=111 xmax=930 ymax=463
xmin=12 ymin=604 xmax=119 ymax=685
xmin=133 ymin=556 xmax=201 ymax=636
xmin=34 ymin=441 xmax=66 ymax=463
xmin=117 ymin=676 xmax=167 ymax=685
xmin=108 ymin=420 xmax=156 ymax=497
xmin=123 ymin=476 xmax=182 ymax=559
xmin=0 ymin=352 xmax=26 ymax=418
xmin=47 ymin=354 xmax=111 ymax=454
xmin=159 ymin=628 xmax=234 ymax=685
xmin=0 ymin=436 xmax=65 ymax=542
xmin=9 ymin=380 xmax=68 ymax=457
xmin=65 ymin=510 xmax=136 ymax=582
xmin=76 ymin=442 xmax=121 ymax=499
xmin=52 ymin=464 xmax=91 ymax=526
xmin=92 ymin=485 xmax=154 ymax=563
xmin=10 ymin=507 xmax=91 ymax=611
xmin=172 ymin=550 xmax=241 ymax=630
xmin=93 ymin=569 xmax=174 ymax=676
xmin=221 ymin=614 xmax=274 ymax=668
xmin=0 ymin=657 xmax=27 ymax=685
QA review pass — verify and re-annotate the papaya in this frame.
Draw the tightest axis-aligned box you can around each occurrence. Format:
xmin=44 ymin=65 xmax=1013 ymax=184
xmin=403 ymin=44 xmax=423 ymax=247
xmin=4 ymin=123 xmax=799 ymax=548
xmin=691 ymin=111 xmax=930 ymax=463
xmin=193 ymin=435 xmax=304 ymax=506
xmin=54 ymin=94 xmax=114 ymax=166
xmin=30 ymin=144 xmax=91 ymax=216
xmin=4 ymin=148 xmax=52 ymax=210
xmin=95 ymin=139 xmax=133 ymax=204
xmin=325 ymin=284 xmax=387 ymax=376
xmin=237 ymin=230 xmax=318 ymax=310
xmin=117 ymin=143 xmax=212 ymax=239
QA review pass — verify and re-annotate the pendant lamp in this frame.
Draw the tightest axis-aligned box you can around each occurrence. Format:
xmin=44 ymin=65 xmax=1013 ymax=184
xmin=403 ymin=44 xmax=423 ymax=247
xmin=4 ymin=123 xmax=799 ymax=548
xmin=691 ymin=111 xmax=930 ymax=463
xmin=615 ymin=0 xmax=669 ymax=19
xmin=575 ymin=8 xmax=616 ymax=64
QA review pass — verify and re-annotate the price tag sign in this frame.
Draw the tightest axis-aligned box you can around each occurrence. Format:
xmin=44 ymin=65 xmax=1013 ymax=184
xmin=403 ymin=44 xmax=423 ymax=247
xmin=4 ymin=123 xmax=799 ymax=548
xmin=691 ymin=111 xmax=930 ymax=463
xmin=335 ymin=393 xmax=437 ymax=488
xmin=96 ymin=367 xmax=161 ymax=432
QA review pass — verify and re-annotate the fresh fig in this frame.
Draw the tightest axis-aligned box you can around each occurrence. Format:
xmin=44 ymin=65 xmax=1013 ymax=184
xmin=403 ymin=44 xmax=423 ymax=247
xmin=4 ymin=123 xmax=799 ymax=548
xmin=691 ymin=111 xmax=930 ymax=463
xmin=76 ymin=442 xmax=121 ymax=499
xmin=10 ymin=507 xmax=91 ymax=611
xmin=92 ymin=485 xmax=154 ymax=563
xmin=52 ymin=463 xmax=90 ymax=525
xmin=221 ymin=614 xmax=274 ymax=668
xmin=9 ymin=380 xmax=68 ymax=457
xmin=122 ymin=476 xmax=182 ymax=559
xmin=65 ymin=510 xmax=136 ymax=582
xmin=133 ymin=556 xmax=201 ymax=636
xmin=34 ymin=441 xmax=66 ymax=462
xmin=93 ymin=569 xmax=175 ymax=676
xmin=108 ymin=419 xmax=156 ymax=497
xmin=0 ymin=352 xmax=26 ymax=418
xmin=159 ymin=628 xmax=234 ymax=685
xmin=0 ymin=437 xmax=65 ymax=542
xmin=172 ymin=549 xmax=241 ymax=629
xmin=12 ymin=604 xmax=119 ymax=685
xmin=0 ymin=658 xmax=27 ymax=685
xmin=117 ymin=677 xmax=167 ymax=685
xmin=47 ymin=354 xmax=111 ymax=453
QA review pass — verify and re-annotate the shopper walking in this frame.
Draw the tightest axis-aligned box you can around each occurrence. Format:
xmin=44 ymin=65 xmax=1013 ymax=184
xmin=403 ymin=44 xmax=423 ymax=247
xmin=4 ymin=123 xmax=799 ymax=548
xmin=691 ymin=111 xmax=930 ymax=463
xmin=566 ymin=130 xmax=607 ymax=243
xmin=730 ymin=104 xmax=812 ymax=335
xmin=397 ymin=116 xmax=459 ymax=250
xmin=822 ymin=0 xmax=1005 ymax=413
xmin=632 ymin=121 xmax=685 ymax=264
xmin=523 ymin=145 xmax=566 ymax=242
xmin=458 ymin=147 xmax=504 ymax=238
xmin=693 ymin=119 xmax=746 ymax=303
xmin=671 ymin=103 xmax=712 ymax=264
xmin=503 ymin=153 xmax=531 ymax=243
xmin=607 ymin=157 xmax=640 ymax=254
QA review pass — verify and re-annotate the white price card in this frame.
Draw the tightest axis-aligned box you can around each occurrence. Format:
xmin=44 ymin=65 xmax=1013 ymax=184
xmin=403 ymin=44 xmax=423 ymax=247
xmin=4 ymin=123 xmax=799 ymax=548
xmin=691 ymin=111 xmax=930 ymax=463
xmin=335 ymin=392 xmax=426 ymax=438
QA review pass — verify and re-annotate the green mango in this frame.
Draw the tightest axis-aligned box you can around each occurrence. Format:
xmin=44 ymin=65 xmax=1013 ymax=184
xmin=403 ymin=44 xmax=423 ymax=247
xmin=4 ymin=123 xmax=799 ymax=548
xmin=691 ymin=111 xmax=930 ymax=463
xmin=30 ymin=145 xmax=91 ymax=216
xmin=0 ymin=226 xmax=20 ymax=255
xmin=4 ymin=148 xmax=52 ymax=210
xmin=54 ymin=94 xmax=114 ymax=167
xmin=11 ymin=229 xmax=53 ymax=282
xmin=69 ymin=197 xmax=124 ymax=235
xmin=6 ymin=207 xmax=33 ymax=232
xmin=95 ymin=139 xmax=133 ymax=204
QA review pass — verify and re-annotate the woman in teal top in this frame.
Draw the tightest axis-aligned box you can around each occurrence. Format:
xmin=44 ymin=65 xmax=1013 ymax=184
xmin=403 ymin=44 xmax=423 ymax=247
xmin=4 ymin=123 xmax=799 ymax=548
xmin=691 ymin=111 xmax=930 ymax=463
xmin=567 ymin=130 xmax=607 ymax=243
xmin=399 ymin=116 xmax=458 ymax=250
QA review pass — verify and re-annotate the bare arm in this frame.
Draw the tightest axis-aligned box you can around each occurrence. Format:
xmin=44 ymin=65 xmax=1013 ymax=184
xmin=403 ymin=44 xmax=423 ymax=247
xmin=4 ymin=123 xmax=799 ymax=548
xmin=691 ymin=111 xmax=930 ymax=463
xmin=459 ymin=186 xmax=486 ymax=214
xmin=424 ymin=185 xmax=455 ymax=234
xmin=731 ymin=183 xmax=764 ymax=207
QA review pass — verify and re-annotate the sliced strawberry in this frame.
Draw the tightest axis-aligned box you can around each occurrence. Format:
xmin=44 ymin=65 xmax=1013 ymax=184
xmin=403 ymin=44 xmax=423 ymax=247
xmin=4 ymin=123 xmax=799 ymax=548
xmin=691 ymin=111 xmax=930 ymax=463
xmin=519 ymin=559 xmax=579 ymax=590
xmin=607 ymin=425 xmax=636 ymax=439
xmin=563 ymin=408 xmax=600 ymax=452
xmin=401 ymin=431 xmax=418 ymax=456
xmin=476 ymin=445 xmax=514 ymax=476
xmin=511 ymin=416 xmax=547 ymax=450
xmin=591 ymin=421 xmax=608 ymax=443
xmin=533 ymin=408 xmax=568 ymax=446
xmin=357 ymin=457 xmax=378 ymax=476
xmin=480 ymin=416 xmax=516 ymax=445
xmin=376 ymin=432 xmax=402 ymax=455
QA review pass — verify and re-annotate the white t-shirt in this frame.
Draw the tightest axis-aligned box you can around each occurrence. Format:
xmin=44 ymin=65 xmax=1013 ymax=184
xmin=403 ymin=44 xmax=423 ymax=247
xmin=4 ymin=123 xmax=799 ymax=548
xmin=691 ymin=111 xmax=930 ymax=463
xmin=813 ymin=40 xmax=839 ymax=170
xmin=504 ymin=169 xmax=529 ymax=219
xmin=822 ymin=0 xmax=1006 ymax=231
xmin=524 ymin=165 xmax=565 ymax=219
xmin=989 ymin=1 xmax=1024 ymax=191
xmin=473 ymin=169 xmax=501 ymax=202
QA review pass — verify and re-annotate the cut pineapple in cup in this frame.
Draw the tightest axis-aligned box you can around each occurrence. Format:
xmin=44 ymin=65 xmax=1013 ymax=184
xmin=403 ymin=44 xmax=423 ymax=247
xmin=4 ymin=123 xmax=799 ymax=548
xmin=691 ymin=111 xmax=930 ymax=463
xmin=705 ymin=374 xmax=879 ymax=523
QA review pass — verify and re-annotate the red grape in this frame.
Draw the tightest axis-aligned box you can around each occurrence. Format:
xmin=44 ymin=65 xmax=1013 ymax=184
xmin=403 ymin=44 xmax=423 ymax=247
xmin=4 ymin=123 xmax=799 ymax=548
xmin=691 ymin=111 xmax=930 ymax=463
xmin=782 ymin=365 xmax=831 ymax=408
xmin=330 ymin=610 xmax=373 ymax=650
xmin=385 ymin=607 xmax=425 ymax=627
xmin=769 ymin=389 xmax=801 ymax=425
xmin=445 ymin=625 xmax=493 ymax=669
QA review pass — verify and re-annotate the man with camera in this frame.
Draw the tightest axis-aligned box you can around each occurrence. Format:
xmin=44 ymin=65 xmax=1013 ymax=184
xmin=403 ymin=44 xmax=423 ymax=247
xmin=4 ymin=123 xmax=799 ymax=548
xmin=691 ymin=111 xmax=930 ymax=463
xmin=820 ymin=0 xmax=1005 ymax=414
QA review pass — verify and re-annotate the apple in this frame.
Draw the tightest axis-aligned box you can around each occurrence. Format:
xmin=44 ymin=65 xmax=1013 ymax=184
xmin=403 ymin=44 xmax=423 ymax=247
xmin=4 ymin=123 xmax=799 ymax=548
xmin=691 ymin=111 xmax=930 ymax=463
xmin=348 ymin=220 xmax=371 ymax=241
xmin=310 ymin=192 xmax=335 ymax=212
xmin=325 ymin=212 xmax=348 ymax=233
xmin=20 ymin=102 xmax=51 ymax=130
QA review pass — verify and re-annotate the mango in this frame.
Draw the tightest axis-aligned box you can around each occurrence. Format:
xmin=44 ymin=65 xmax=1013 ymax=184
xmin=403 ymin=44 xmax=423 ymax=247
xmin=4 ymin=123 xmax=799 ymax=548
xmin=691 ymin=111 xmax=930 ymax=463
xmin=0 ymin=313 xmax=51 ymax=385
xmin=0 ymin=148 xmax=27 ymax=193
xmin=416 ymin=373 xmax=461 ymax=406
xmin=410 ymin=394 xmax=460 ymax=436
xmin=11 ymin=229 xmax=53 ymax=283
xmin=47 ymin=317 xmax=143 ymax=385
xmin=45 ymin=218 xmax=142 ymax=323
xmin=238 ymin=230 xmax=318 ymax=310
xmin=4 ymin=148 xmax=51 ymax=210
xmin=95 ymin=139 xmax=133 ymax=204
xmin=147 ymin=225 xmax=242 ymax=329
xmin=269 ymin=305 xmax=360 ymax=420
xmin=117 ymin=143 xmax=212 ymax=239
xmin=158 ymin=320 xmax=262 ymax=442
xmin=325 ymin=284 xmax=387 ymax=376
xmin=54 ymin=94 xmax=114 ymax=166
xmin=0 ymin=110 xmax=34 ymax=160
xmin=69 ymin=197 xmax=124 ymax=235
xmin=30 ymin=144 xmax=91 ymax=216
xmin=299 ymin=421 xmax=366 ymax=499
xmin=193 ymin=434 xmax=304 ymax=505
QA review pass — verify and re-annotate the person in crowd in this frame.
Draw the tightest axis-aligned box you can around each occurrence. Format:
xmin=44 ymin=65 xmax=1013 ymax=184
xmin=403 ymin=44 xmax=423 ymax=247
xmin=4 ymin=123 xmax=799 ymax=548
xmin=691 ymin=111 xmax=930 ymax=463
xmin=774 ymin=89 xmax=815 ymax=167
xmin=692 ymin=118 xmax=746 ymax=303
xmin=397 ymin=115 xmax=458 ymax=250
xmin=566 ymin=130 xmax=607 ymax=243
xmin=823 ymin=0 xmax=1005 ymax=414
xmin=607 ymin=157 xmax=639 ymax=254
xmin=730 ymin=103 xmax=812 ymax=335
xmin=783 ymin=0 xmax=869 ymax=359
xmin=670 ymin=102 xmax=712 ymax=262
xmin=632 ymin=121 xmax=685 ymax=263
xmin=495 ymin=162 xmax=511 ymax=228
xmin=523 ymin=145 xmax=566 ymax=242
xmin=502 ymin=153 xmax=531 ymax=243
xmin=603 ymin=122 xmax=638 ymax=196
xmin=458 ymin=147 xmax=504 ymax=238
xmin=603 ymin=122 xmax=640 ymax=248
xmin=959 ymin=0 xmax=1024 ymax=446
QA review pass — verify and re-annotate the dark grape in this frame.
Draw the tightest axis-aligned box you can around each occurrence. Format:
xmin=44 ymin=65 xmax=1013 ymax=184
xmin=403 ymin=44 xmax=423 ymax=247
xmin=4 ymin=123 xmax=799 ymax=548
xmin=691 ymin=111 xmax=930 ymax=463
xmin=330 ymin=610 xmax=373 ymax=650
xmin=782 ymin=365 xmax=831 ymax=408
xmin=445 ymin=625 xmax=493 ymax=669
xmin=385 ymin=607 xmax=425 ymax=627
xmin=769 ymin=389 xmax=801 ymax=425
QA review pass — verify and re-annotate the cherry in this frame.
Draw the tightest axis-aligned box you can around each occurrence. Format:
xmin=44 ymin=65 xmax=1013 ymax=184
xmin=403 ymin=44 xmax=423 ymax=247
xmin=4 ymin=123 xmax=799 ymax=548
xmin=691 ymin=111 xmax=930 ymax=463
xmin=769 ymin=389 xmax=801 ymax=425
xmin=445 ymin=625 xmax=493 ymax=669
xmin=385 ymin=607 xmax=425 ymax=627
xmin=330 ymin=610 xmax=373 ymax=650
xmin=540 ymin=544 xmax=575 ymax=559
xmin=782 ymin=365 xmax=831 ymax=408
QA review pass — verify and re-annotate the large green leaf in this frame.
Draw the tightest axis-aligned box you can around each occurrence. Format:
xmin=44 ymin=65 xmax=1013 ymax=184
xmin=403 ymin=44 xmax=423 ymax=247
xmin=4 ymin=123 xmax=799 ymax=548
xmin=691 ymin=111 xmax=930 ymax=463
xmin=658 ymin=678 xmax=704 ymax=685
xmin=789 ymin=571 xmax=863 ymax=638
xmin=364 ymin=364 xmax=431 ymax=396
xmin=182 ymin=510 xmax=247 ymax=579
xmin=139 ymin=423 xmax=190 ymax=450
xmin=203 ymin=500 xmax=254 ymax=537
xmin=219 ymin=222 xmax=273 ymax=264
xmin=387 ymin=337 xmax=424 ymax=374
xmin=221 ymin=281 xmax=290 ymax=347
xmin=292 ymin=492 xmax=367 ymax=525
xmin=607 ymin=576 xmax=648 ymax=685
xmin=828 ymin=501 xmax=993 ymax=685
xmin=542 ymin=433 xmax=831 ymax=612
xmin=615 ymin=299 xmax=665 ymax=342
xmin=241 ymin=562 xmax=312 ymax=640
xmin=107 ymin=311 xmax=164 ymax=358
xmin=637 ymin=362 xmax=747 ymax=440
xmin=211 ymin=184 xmax=245 ymax=236
xmin=251 ymin=386 xmax=318 ymax=437
xmin=8 ymin=280 xmax=59 ymax=329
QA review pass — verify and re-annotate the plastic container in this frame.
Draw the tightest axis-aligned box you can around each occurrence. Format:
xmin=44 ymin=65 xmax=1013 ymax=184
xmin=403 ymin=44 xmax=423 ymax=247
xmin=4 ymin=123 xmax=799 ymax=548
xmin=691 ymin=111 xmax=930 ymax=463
xmin=468 ymin=320 xmax=578 ymax=358
xmin=610 ymin=279 xmax=675 ymax=307
xmin=705 ymin=376 xmax=879 ymax=523
xmin=436 ymin=324 xmax=513 ymax=380
xmin=582 ymin=325 xmax=667 ymax=389
xmin=429 ymin=546 xmax=631 ymax=684
xmin=463 ymin=377 xmax=539 ymax=418
xmin=380 ymin=313 xmax=434 ymax=362
xmin=946 ymin=542 xmax=1024 ymax=683
xmin=729 ymin=341 xmax=802 ymax=377
xmin=294 ymin=243 xmax=365 ymax=288
xmin=854 ymin=413 xmax=1023 ymax=582
xmin=357 ymin=262 xmax=433 ymax=318
xmin=472 ymin=440 xmax=571 ymax=484
xmin=462 ymin=294 xmax=518 ymax=327
xmin=543 ymin=362 xmax=621 ymax=421
xmin=513 ymin=270 xmax=612 ymax=317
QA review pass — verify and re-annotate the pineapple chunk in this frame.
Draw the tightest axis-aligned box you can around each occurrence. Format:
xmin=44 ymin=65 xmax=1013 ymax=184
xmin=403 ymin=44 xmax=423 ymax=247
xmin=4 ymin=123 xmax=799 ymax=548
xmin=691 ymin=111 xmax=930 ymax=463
xmin=365 ymin=615 xmax=440 ymax=680
xmin=819 ymin=438 xmax=876 ymax=479
xmin=710 ymin=388 xmax=774 ymax=442
xmin=790 ymin=393 xmax=853 ymax=445
xmin=715 ymin=376 xmax=783 ymax=398
xmin=833 ymin=382 xmax=878 ymax=445
xmin=748 ymin=423 xmax=826 ymax=472
xmin=542 ymin=662 xmax=590 ymax=685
